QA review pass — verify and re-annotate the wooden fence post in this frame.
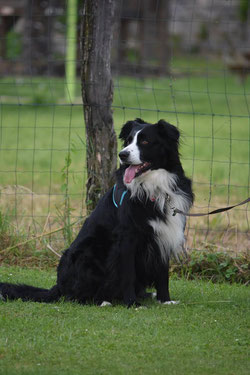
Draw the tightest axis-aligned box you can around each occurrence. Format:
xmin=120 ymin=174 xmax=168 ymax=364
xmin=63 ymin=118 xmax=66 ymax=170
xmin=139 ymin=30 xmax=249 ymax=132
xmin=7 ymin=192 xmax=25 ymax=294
xmin=80 ymin=0 xmax=117 ymax=212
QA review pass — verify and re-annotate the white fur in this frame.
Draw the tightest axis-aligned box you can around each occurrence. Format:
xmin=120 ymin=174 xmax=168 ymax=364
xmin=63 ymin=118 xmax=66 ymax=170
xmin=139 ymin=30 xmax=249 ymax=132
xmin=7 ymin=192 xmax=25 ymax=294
xmin=126 ymin=169 xmax=191 ymax=262
xmin=153 ymin=293 xmax=179 ymax=304
xmin=100 ymin=301 xmax=112 ymax=307
xmin=120 ymin=131 xmax=142 ymax=165
xmin=162 ymin=300 xmax=180 ymax=305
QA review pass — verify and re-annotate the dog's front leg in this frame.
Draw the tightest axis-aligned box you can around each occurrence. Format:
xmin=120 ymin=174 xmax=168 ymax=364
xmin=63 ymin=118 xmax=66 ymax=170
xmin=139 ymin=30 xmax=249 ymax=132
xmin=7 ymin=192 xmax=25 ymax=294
xmin=155 ymin=260 xmax=171 ymax=303
xmin=119 ymin=236 xmax=139 ymax=308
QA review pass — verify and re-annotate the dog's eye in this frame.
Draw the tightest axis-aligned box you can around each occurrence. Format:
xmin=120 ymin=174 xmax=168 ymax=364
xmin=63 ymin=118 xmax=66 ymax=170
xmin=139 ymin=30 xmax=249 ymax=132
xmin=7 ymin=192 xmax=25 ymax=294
xmin=141 ymin=140 xmax=149 ymax=145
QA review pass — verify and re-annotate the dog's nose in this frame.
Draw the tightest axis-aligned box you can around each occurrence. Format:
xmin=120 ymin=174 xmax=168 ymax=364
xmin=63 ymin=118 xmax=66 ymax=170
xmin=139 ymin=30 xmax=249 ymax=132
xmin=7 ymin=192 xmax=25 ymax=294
xmin=119 ymin=150 xmax=129 ymax=162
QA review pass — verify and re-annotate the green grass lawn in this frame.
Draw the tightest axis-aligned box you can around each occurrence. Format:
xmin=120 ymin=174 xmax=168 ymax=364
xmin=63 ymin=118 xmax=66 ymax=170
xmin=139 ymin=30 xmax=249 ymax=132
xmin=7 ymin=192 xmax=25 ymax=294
xmin=0 ymin=266 xmax=249 ymax=375
xmin=0 ymin=56 xmax=249 ymax=240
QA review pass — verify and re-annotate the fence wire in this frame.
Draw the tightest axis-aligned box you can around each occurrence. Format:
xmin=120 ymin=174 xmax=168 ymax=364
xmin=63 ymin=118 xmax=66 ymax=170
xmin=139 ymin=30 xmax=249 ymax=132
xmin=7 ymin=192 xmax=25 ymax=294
xmin=0 ymin=0 xmax=249 ymax=253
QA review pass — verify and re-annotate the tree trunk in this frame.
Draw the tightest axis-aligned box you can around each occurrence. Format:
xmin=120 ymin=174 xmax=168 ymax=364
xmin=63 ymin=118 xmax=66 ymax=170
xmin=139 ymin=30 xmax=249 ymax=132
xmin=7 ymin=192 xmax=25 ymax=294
xmin=80 ymin=0 xmax=117 ymax=212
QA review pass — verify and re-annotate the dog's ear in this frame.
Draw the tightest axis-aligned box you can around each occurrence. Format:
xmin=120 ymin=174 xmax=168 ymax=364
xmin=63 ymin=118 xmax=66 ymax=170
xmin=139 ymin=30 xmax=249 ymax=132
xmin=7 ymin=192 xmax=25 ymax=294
xmin=119 ymin=121 xmax=135 ymax=141
xmin=134 ymin=118 xmax=147 ymax=125
xmin=156 ymin=119 xmax=180 ymax=143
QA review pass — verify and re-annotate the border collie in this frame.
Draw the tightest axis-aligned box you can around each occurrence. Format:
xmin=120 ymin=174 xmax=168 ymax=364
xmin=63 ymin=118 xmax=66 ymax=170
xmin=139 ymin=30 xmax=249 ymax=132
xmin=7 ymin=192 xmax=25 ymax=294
xmin=0 ymin=119 xmax=193 ymax=307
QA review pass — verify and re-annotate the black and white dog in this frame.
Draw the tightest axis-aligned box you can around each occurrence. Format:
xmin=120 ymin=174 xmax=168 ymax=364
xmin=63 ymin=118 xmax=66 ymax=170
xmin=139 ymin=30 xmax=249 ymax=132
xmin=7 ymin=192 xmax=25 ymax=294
xmin=0 ymin=119 xmax=193 ymax=307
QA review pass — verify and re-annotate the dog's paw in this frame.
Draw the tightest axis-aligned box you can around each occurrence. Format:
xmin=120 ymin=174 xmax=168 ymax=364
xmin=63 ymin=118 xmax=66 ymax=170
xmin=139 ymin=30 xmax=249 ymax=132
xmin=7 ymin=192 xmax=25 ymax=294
xmin=100 ymin=301 xmax=112 ymax=307
xmin=162 ymin=300 xmax=180 ymax=305
xmin=0 ymin=293 xmax=6 ymax=302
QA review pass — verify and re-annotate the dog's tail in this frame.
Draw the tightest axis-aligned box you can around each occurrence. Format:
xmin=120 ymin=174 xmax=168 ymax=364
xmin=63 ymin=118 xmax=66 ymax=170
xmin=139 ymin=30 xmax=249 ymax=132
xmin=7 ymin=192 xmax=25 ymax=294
xmin=0 ymin=283 xmax=61 ymax=303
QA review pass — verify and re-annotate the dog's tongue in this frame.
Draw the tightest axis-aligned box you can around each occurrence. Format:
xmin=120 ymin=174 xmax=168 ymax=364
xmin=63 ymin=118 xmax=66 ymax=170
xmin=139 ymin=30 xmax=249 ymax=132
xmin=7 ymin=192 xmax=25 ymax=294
xmin=124 ymin=165 xmax=139 ymax=184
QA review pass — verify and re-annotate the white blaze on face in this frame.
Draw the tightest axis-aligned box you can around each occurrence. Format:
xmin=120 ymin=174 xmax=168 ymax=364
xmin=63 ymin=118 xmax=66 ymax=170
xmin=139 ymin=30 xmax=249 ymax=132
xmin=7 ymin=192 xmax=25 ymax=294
xmin=120 ymin=130 xmax=142 ymax=165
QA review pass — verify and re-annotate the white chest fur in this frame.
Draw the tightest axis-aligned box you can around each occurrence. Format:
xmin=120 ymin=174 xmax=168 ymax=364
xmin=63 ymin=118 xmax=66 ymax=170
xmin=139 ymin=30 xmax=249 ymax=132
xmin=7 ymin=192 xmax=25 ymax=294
xmin=126 ymin=169 xmax=191 ymax=261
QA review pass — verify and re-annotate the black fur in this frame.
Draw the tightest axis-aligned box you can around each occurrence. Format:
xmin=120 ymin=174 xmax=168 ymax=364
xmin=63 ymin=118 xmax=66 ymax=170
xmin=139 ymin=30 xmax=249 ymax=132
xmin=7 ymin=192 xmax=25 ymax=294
xmin=0 ymin=119 xmax=193 ymax=307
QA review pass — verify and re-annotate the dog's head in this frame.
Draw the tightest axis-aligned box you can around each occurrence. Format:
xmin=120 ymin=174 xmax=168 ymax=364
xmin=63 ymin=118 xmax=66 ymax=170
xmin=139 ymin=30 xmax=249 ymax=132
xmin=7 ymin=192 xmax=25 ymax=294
xmin=119 ymin=119 xmax=181 ymax=184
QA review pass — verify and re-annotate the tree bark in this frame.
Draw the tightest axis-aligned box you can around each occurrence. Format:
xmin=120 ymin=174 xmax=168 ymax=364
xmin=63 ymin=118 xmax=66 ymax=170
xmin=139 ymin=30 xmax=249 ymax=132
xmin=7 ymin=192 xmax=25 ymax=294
xmin=80 ymin=0 xmax=117 ymax=212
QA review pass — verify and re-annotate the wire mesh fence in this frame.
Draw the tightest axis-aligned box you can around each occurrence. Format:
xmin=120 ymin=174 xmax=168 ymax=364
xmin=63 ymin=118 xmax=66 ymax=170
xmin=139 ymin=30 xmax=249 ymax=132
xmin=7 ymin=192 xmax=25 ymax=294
xmin=0 ymin=0 xmax=249 ymax=253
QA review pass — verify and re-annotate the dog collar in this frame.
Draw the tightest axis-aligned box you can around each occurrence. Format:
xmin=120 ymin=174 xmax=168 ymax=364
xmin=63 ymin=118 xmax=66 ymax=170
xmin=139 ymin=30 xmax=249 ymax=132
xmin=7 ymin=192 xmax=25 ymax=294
xmin=113 ymin=185 xmax=170 ymax=209
xmin=112 ymin=184 xmax=128 ymax=208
